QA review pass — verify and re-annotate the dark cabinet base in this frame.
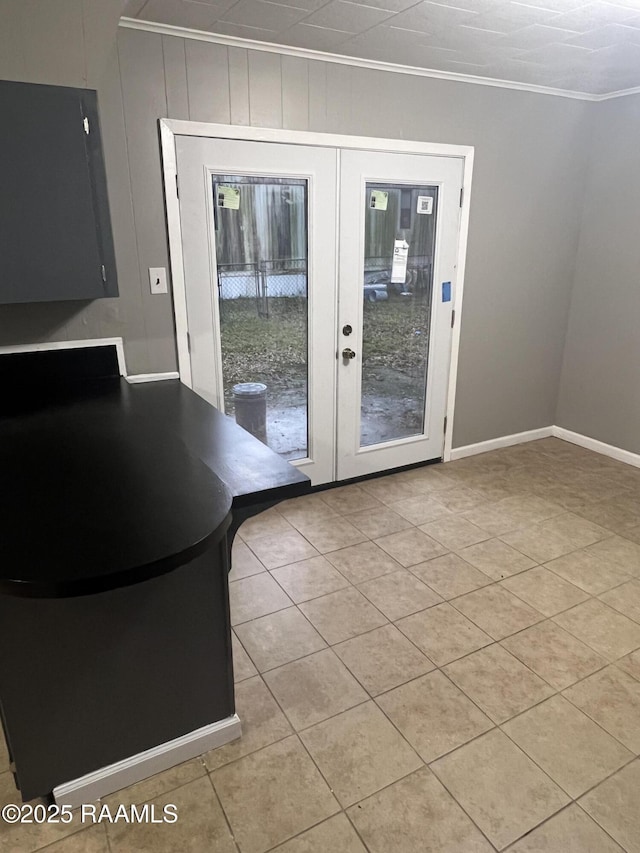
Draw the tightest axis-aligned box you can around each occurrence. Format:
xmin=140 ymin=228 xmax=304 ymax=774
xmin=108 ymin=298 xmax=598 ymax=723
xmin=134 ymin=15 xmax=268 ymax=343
xmin=0 ymin=535 xmax=234 ymax=802
xmin=0 ymin=349 xmax=310 ymax=803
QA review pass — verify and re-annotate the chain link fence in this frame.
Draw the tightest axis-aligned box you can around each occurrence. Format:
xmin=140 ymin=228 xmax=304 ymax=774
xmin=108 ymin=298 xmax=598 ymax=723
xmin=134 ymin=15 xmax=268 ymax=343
xmin=217 ymin=258 xmax=307 ymax=318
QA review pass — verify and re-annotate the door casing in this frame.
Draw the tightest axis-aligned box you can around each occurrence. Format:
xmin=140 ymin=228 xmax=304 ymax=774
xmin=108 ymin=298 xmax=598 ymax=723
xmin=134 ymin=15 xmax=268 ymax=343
xmin=160 ymin=120 xmax=474 ymax=465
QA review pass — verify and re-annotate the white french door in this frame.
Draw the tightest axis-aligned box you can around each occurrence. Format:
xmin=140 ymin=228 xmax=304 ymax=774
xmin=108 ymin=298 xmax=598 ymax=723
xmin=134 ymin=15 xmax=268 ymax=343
xmin=173 ymin=133 xmax=464 ymax=486
xmin=176 ymin=136 xmax=338 ymax=484
xmin=337 ymin=150 xmax=463 ymax=479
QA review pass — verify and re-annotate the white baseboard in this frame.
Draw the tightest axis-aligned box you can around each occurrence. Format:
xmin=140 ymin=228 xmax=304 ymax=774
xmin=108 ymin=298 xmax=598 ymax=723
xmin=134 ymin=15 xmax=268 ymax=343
xmin=126 ymin=372 xmax=180 ymax=384
xmin=449 ymin=424 xmax=640 ymax=470
xmin=53 ymin=714 xmax=241 ymax=807
xmin=449 ymin=427 xmax=554 ymax=461
xmin=552 ymin=426 xmax=640 ymax=469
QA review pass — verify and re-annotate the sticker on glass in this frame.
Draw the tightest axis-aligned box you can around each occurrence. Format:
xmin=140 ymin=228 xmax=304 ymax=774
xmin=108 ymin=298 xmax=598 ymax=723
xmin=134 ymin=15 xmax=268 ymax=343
xmin=416 ymin=196 xmax=433 ymax=215
xmin=391 ymin=239 xmax=409 ymax=284
xmin=217 ymin=186 xmax=240 ymax=210
xmin=369 ymin=190 xmax=388 ymax=211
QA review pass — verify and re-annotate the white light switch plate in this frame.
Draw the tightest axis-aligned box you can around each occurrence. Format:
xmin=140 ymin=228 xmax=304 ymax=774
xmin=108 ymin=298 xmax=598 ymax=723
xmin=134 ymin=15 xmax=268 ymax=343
xmin=149 ymin=267 xmax=168 ymax=295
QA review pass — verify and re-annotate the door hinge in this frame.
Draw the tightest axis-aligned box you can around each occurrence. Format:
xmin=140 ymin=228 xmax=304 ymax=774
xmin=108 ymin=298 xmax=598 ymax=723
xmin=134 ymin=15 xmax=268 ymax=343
xmin=444 ymin=415 xmax=448 ymax=434
xmin=83 ymin=116 xmax=90 ymax=135
xmin=101 ymin=264 xmax=107 ymax=283
xmin=186 ymin=331 xmax=191 ymax=354
xmin=451 ymin=309 xmax=455 ymax=329
xmin=459 ymin=187 xmax=464 ymax=207
xmin=175 ymin=174 xmax=179 ymax=199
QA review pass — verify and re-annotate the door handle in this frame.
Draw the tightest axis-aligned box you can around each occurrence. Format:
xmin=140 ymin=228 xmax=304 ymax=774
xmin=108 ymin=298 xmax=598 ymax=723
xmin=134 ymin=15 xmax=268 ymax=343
xmin=342 ymin=348 xmax=356 ymax=360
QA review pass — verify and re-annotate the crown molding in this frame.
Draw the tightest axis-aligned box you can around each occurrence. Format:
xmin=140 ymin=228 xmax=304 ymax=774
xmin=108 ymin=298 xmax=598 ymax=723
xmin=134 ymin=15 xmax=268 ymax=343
xmin=120 ymin=17 xmax=640 ymax=102
xmin=594 ymin=83 xmax=640 ymax=101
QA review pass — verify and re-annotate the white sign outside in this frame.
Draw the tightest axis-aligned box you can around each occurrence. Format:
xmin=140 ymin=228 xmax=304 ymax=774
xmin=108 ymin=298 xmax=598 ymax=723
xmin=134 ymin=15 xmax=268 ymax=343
xmin=391 ymin=239 xmax=409 ymax=284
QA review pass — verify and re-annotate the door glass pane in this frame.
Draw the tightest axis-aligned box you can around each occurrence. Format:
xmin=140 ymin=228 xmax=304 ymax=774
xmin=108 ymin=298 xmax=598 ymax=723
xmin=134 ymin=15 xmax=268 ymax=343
xmin=212 ymin=175 xmax=308 ymax=461
xmin=360 ymin=183 xmax=439 ymax=448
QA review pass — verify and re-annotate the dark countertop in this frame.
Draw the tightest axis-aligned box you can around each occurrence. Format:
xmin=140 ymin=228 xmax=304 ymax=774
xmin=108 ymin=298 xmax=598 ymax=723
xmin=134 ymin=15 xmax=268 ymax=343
xmin=0 ymin=376 xmax=309 ymax=598
xmin=120 ymin=379 xmax=309 ymax=508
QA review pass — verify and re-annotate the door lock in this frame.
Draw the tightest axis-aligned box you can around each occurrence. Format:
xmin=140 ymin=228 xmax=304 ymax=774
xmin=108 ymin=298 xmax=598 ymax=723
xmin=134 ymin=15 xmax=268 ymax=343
xmin=342 ymin=324 xmax=353 ymax=336
xmin=342 ymin=348 xmax=356 ymax=360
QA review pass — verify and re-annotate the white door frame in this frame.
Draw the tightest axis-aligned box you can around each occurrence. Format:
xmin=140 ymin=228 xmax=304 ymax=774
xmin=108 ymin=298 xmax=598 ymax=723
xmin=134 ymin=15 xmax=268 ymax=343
xmin=159 ymin=119 xmax=474 ymax=464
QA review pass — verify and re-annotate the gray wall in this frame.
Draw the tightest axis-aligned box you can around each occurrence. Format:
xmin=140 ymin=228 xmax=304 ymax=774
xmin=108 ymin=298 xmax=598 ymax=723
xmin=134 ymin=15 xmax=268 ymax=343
xmin=114 ymin=30 xmax=591 ymax=447
xmin=0 ymin=0 xmax=165 ymax=374
xmin=0 ymin=0 xmax=123 ymax=89
xmin=556 ymin=94 xmax=640 ymax=454
xmin=1 ymin=20 xmax=593 ymax=447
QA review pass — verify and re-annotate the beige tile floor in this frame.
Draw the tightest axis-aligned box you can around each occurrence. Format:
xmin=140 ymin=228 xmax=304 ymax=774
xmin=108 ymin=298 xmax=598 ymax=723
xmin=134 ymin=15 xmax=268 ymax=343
xmin=4 ymin=437 xmax=640 ymax=852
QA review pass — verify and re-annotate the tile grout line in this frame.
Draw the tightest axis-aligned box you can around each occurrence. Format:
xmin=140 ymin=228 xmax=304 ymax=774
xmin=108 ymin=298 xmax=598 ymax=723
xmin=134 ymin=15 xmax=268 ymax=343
xmin=204 ymin=772 xmax=241 ymax=853
xmin=238 ymin=670 xmax=380 ymax=852
xmin=26 ymin=443 xmax=640 ymax=852
xmin=229 ymin=634 xmax=450 ymax=849
xmin=372 ymin=666 xmax=500 ymax=759
xmin=260 ymin=650 xmax=372 ymax=735
xmin=499 ymin=635 xmax=612 ymax=693
xmin=256 ymin=642 xmax=528 ymax=851
xmin=499 ymin=711 xmax=639 ymax=800
xmin=560 ymin=672 xmax=640 ymax=754
xmin=575 ymin=778 xmax=638 ymax=852
xmin=31 ymin=821 xmax=111 ymax=853
xmin=234 ymin=539 xmax=639 ymax=648
xmin=227 ymin=447 xmax=640 ymax=851
xmin=234 ymin=566 xmax=639 ymax=703
xmin=422 ymin=756 xmax=506 ymax=851
xmin=548 ymin=606 xmax=640 ymax=663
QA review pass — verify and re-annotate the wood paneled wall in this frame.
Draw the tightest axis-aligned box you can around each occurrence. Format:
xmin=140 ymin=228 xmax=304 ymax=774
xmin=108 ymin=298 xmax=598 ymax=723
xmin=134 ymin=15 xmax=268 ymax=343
xmin=1 ymin=24 xmax=594 ymax=447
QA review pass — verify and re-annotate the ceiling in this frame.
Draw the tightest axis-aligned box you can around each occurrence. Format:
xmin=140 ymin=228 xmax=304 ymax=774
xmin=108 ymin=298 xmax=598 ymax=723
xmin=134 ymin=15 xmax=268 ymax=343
xmin=122 ymin=0 xmax=640 ymax=96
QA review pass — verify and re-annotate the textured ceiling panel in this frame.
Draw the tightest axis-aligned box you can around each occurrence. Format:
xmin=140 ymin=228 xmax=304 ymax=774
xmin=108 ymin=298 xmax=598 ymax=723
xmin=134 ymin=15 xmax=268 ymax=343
xmin=123 ymin=0 xmax=640 ymax=94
